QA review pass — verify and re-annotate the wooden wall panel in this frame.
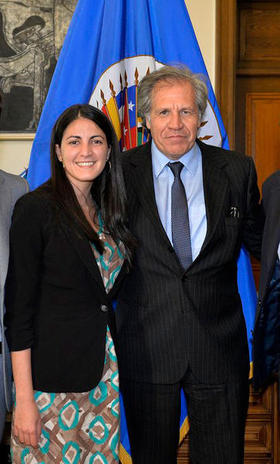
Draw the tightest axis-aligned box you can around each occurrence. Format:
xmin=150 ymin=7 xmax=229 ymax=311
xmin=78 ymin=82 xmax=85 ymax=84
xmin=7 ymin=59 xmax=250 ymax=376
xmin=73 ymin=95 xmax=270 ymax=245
xmin=239 ymin=3 xmax=280 ymax=69
xmin=249 ymin=384 xmax=273 ymax=415
xmin=245 ymin=422 xmax=272 ymax=455
xmin=246 ymin=92 xmax=280 ymax=191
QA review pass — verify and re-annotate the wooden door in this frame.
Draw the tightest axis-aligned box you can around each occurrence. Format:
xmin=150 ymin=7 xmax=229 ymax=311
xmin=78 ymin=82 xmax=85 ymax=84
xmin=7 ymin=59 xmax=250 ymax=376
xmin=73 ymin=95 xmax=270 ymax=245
xmin=235 ymin=1 xmax=280 ymax=190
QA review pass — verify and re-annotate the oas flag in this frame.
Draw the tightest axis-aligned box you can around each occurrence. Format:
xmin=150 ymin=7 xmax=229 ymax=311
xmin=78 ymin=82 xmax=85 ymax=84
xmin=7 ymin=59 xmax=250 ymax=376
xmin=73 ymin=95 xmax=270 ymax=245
xmin=27 ymin=0 xmax=257 ymax=462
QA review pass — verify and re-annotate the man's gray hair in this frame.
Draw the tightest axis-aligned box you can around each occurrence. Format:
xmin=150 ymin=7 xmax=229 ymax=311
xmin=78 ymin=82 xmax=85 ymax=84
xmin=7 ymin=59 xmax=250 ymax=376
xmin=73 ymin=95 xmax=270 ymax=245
xmin=138 ymin=65 xmax=208 ymax=127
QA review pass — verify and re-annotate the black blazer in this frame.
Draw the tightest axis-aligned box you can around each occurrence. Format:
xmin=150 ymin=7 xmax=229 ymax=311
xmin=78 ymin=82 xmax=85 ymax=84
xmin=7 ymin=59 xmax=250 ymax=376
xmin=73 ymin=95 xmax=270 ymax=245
xmin=116 ymin=140 xmax=263 ymax=385
xmin=253 ymin=170 xmax=280 ymax=389
xmin=5 ymin=185 xmax=126 ymax=393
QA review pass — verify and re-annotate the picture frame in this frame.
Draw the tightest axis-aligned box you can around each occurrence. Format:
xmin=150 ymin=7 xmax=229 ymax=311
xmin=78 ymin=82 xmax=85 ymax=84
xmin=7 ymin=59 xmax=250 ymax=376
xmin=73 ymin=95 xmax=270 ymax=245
xmin=0 ymin=0 xmax=77 ymax=139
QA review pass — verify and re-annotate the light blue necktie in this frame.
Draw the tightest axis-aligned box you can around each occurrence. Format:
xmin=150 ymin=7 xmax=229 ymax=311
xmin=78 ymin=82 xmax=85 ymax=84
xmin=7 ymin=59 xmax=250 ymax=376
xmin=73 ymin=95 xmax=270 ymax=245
xmin=168 ymin=161 xmax=192 ymax=269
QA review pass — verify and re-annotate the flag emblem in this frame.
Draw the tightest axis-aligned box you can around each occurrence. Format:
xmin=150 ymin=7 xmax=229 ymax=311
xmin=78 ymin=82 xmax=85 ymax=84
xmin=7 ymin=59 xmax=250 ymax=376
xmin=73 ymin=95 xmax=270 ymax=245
xmin=89 ymin=56 xmax=223 ymax=151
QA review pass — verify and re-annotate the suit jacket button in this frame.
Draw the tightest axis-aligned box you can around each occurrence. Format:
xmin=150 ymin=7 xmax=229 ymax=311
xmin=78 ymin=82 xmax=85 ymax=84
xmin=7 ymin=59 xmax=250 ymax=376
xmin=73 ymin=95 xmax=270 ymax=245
xmin=100 ymin=304 xmax=108 ymax=313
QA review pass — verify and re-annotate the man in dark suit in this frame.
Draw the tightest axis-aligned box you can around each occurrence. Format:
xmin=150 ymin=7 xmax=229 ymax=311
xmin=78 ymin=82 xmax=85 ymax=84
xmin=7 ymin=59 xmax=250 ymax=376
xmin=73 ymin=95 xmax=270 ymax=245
xmin=0 ymin=170 xmax=28 ymax=441
xmin=116 ymin=65 xmax=263 ymax=464
xmin=253 ymin=171 xmax=280 ymax=392
xmin=0 ymin=86 xmax=29 ymax=445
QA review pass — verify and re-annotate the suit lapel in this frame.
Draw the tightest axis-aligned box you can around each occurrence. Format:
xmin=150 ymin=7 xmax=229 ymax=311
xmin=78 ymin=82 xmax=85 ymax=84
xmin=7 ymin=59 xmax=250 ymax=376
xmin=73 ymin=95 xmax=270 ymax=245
xmin=196 ymin=141 xmax=229 ymax=257
xmin=259 ymin=184 xmax=280 ymax=299
xmin=127 ymin=141 xmax=231 ymax=272
xmin=60 ymin=218 xmax=108 ymax=299
xmin=108 ymin=263 xmax=128 ymax=298
xmin=128 ymin=143 xmax=172 ymax=249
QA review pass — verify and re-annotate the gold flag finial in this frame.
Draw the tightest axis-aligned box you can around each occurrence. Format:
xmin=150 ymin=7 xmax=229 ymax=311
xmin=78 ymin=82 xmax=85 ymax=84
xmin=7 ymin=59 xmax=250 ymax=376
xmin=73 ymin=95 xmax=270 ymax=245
xmin=135 ymin=68 xmax=139 ymax=86
xmin=100 ymin=89 xmax=106 ymax=106
xmin=109 ymin=80 xmax=116 ymax=97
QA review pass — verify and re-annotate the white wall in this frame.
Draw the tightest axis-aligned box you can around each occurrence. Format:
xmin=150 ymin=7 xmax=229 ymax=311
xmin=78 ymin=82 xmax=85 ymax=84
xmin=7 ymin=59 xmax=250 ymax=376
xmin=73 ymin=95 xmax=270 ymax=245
xmin=0 ymin=0 xmax=216 ymax=175
xmin=186 ymin=0 xmax=216 ymax=86
xmin=0 ymin=139 xmax=32 ymax=175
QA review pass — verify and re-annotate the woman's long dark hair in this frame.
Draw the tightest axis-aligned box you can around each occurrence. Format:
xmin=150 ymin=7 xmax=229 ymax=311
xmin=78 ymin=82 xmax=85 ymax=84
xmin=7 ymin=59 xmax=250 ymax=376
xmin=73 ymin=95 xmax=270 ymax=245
xmin=49 ymin=103 xmax=135 ymax=264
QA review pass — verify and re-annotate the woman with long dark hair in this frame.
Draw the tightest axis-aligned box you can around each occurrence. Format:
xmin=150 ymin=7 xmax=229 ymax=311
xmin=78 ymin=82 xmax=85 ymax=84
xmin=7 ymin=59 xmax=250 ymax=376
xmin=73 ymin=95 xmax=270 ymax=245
xmin=5 ymin=104 xmax=135 ymax=463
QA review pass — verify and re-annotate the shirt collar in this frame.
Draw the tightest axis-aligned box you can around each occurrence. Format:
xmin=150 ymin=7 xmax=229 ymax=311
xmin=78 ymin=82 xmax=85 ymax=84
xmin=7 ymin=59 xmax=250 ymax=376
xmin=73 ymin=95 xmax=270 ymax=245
xmin=151 ymin=140 xmax=200 ymax=178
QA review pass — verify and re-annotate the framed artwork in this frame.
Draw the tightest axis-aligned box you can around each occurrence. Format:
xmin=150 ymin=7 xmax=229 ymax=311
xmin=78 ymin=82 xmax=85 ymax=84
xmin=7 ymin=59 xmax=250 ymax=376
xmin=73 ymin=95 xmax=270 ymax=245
xmin=0 ymin=0 xmax=77 ymax=139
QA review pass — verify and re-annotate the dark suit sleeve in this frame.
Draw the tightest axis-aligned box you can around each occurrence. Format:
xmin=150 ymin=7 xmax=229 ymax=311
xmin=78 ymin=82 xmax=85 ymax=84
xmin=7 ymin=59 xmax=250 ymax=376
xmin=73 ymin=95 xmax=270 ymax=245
xmin=4 ymin=194 xmax=45 ymax=351
xmin=262 ymin=170 xmax=280 ymax=211
xmin=242 ymin=156 xmax=264 ymax=260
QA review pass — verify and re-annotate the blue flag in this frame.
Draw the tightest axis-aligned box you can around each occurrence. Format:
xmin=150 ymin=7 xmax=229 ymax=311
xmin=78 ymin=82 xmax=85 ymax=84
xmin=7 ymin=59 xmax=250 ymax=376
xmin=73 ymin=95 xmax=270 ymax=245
xmin=27 ymin=0 xmax=257 ymax=462
xmin=27 ymin=0 xmax=229 ymax=189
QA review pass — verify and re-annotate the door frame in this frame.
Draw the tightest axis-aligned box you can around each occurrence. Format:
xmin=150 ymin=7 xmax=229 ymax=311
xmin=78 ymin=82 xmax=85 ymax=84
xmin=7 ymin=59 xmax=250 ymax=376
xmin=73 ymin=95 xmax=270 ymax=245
xmin=215 ymin=0 xmax=236 ymax=149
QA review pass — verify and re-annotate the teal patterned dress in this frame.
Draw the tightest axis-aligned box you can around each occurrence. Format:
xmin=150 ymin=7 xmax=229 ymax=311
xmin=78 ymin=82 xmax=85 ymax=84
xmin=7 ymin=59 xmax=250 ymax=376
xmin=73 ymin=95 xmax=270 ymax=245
xmin=11 ymin=218 xmax=124 ymax=464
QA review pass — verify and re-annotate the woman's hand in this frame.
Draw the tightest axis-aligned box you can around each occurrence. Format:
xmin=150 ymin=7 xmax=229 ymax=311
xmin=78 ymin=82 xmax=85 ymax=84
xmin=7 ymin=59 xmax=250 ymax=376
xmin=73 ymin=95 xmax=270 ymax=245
xmin=11 ymin=349 xmax=41 ymax=448
xmin=13 ymin=399 xmax=41 ymax=448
